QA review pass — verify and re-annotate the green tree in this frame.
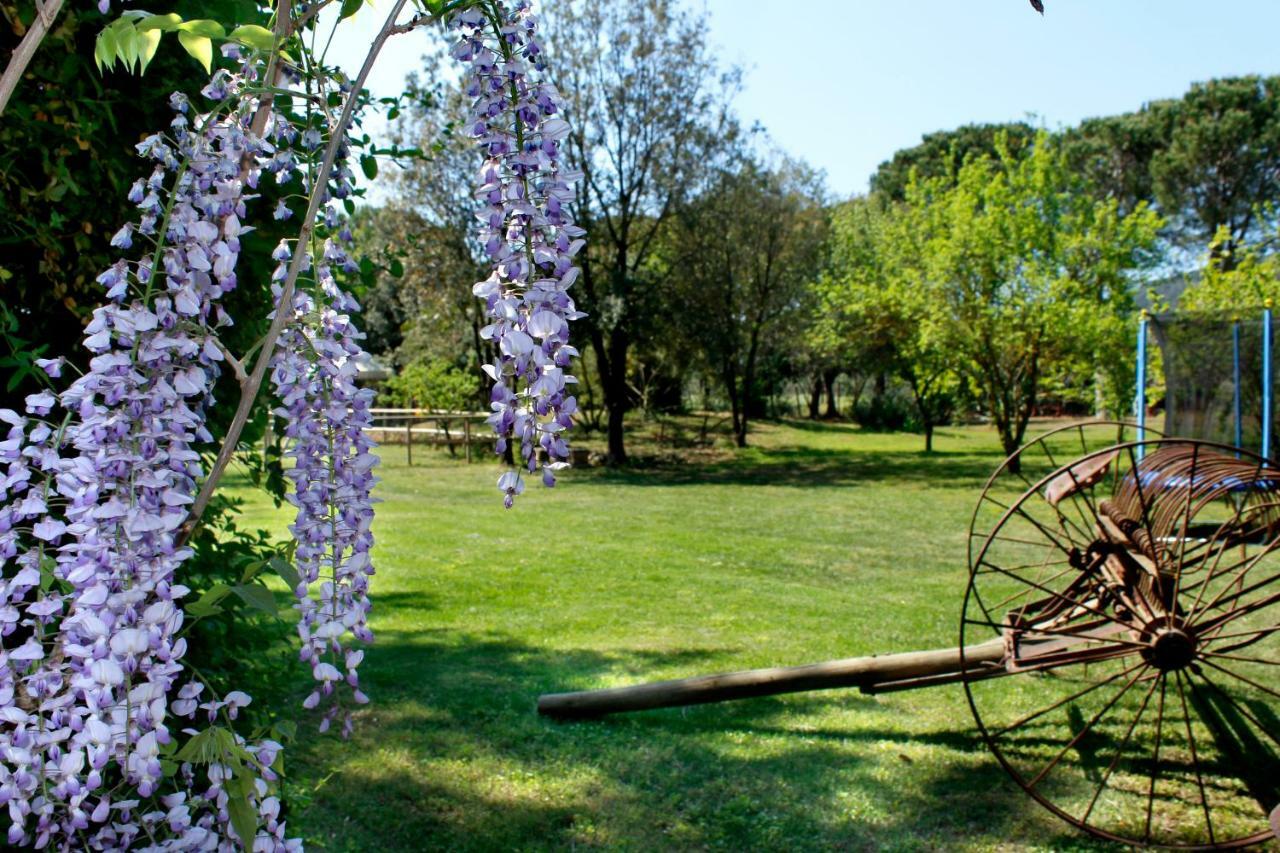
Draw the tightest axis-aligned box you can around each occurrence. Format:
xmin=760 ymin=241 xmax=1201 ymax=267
xmin=817 ymin=197 xmax=958 ymax=451
xmin=1151 ymin=76 xmax=1280 ymax=269
xmin=547 ymin=0 xmax=739 ymax=463
xmin=869 ymin=121 xmax=1036 ymax=203
xmin=912 ymin=132 xmax=1161 ymax=465
xmin=666 ymin=156 xmax=827 ymax=447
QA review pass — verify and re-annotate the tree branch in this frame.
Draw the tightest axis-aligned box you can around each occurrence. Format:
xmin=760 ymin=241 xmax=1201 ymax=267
xmin=0 ymin=0 xmax=65 ymax=117
xmin=179 ymin=0 xmax=418 ymax=545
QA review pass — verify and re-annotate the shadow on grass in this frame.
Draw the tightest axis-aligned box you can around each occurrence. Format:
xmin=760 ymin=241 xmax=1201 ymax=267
xmin=574 ymin=447 xmax=999 ymax=491
xmin=287 ymin=629 xmax=1097 ymax=852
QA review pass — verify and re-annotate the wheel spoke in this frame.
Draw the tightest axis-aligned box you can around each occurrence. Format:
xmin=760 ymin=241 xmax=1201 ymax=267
xmin=1026 ymin=662 xmax=1147 ymax=789
xmin=1190 ymin=665 xmax=1280 ymax=753
xmin=1143 ymin=675 xmax=1168 ymax=846
xmin=990 ymin=659 xmax=1148 ymax=741
xmin=1080 ymin=673 xmax=1161 ymax=824
xmin=977 ymin=558 xmax=1143 ymax=632
xmin=1175 ymin=670 xmax=1216 ymax=846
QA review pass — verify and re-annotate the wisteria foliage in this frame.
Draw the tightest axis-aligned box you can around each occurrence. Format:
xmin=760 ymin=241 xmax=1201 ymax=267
xmin=0 ymin=0 xmax=581 ymax=848
xmin=452 ymin=1 xmax=585 ymax=507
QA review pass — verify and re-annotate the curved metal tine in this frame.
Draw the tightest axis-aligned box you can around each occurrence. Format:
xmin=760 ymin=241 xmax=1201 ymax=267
xmin=1170 ymin=490 xmax=1280 ymax=572
xmin=1189 ymin=664 xmax=1280 ymax=753
xmin=1175 ymin=670 xmax=1217 ymax=846
xmin=1080 ymin=673 xmax=1162 ymax=825
xmin=1026 ymin=663 xmax=1148 ymax=790
xmin=989 ymin=658 xmax=1147 ymax=741
xmin=977 ymin=557 xmax=1146 ymax=632
xmin=1182 ymin=499 xmax=1280 ymax=612
xmin=963 ymin=616 xmax=1150 ymax=650
xmin=1183 ymin=458 xmax=1269 ymax=616
xmin=1173 ymin=501 xmax=1280 ymax=599
xmin=1001 ymin=436 xmax=1099 ymax=550
xmin=1143 ymin=675 xmax=1169 ymax=846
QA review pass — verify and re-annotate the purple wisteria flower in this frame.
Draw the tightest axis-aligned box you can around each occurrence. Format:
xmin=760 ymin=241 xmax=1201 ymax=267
xmin=268 ymin=121 xmax=379 ymax=737
xmin=451 ymin=0 xmax=586 ymax=506
xmin=0 ymin=67 xmax=299 ymax=851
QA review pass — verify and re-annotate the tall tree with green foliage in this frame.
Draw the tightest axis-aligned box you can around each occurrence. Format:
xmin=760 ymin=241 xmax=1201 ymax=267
xmin=666 ymin=156 xmax=827 ymax=447
xmin=547 ymin=0 xmax=738 ymax=463
xmin=1151 ymin=75 xmax=1280 ymax=269
xmin=817 ymin=197 xmax=959 ymax=450
xmin=869 ymin=121 xmax=1036 ymax=203
xmin=911 ymin=132 xmax=1161 ymax=465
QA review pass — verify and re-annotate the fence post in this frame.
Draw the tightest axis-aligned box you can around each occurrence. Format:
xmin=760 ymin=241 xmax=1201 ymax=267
xmin=464 ymin=418 xmax=472 ymax=464
xmin=406 ymin=411 xmax=413 ymax=467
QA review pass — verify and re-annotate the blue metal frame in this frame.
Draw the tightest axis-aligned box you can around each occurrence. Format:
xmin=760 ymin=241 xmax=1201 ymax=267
xmin=1136 ymin=312 xmax=1147 ymax=460
xmin=1265 ymin=304 xmax=1273 ymax=459
xmin=1233 ymin=320 xmax=1243 ymax=453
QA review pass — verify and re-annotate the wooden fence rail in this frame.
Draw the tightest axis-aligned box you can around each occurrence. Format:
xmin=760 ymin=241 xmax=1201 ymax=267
xmin=367 ymin=408 xmax=488 ymax=465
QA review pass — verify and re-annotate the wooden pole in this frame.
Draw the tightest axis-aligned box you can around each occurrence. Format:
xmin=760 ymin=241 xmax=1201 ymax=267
xmin=464 ymin=418 xmax=472 ymax=463
xmin=405 ymin=412 xmax=413 ymax=467
xmin=537 ymin=639 xmax=1006 ymax=720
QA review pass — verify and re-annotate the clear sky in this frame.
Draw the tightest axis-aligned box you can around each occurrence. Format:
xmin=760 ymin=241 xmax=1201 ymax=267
xmin=326 ymin=0 xmax=1280 ymax=200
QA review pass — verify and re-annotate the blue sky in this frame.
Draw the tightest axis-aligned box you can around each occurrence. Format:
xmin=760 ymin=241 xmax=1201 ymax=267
xmin=327 ymin=0 xmax=1280 ymax=200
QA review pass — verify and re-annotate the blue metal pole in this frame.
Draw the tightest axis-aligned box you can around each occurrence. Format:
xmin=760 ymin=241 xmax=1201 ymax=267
xmin=1136 ymin=311 xmax=1148 ymax=460
xmin=1233 ymin=319 xmax=1243 ymax=453
xmin=1265 ymin=301 xmax=1273 ymax=459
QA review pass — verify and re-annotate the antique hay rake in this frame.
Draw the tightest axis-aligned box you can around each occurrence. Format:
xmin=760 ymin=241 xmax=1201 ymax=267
xmin=538 ymin=422 xmax=1280 ymax=849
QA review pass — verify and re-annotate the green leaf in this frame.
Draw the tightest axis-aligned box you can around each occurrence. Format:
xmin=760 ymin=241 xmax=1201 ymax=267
xmin=176 ymin=31 xmax=213 ymax=73
xmin=136 ymin=13 xmax=182 ymax=32
xmin=267 ymin=556 xmax=301 ymax=591
xmin=138 ymin=28 xmax=162 ymax=73
xmin=360 ymin=153 xmax=378 ymax=181
xmin=339 ymin=0 xmax=363 ymax=19
xmin=227 ymin=794 xmax=258 ymax=847
xmin=185 ymin=582 xmax=231 ymax=618
xmin=389 ymin=258 xmax=405 ymax=278
xmin=239 ymin=559 xmax=266 ymax=584
xmin=116 ymin=24 xmax=140 ymax=71
xmin=228 ymin=24 xmax=275 ymax=51
xmin=94 ymin=27 xmax=118 ymax=72
xmin=177 ymin=19 xmax=226 ymax=38
xmin=231 ymin=583 xmax=278 ymax=615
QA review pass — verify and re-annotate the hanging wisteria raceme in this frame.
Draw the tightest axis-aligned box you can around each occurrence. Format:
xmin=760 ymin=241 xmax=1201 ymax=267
xmin=0 ymin=64 xmax=298 ymax=850
xmin=451 ymin=0 xmax=586 ymax=507
xmin=267 ymin=111 xmax=379 ymax=738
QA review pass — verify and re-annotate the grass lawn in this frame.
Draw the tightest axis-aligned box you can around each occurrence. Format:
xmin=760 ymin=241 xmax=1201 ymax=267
xmin=222 ymin=418 xmax=1207 ymax=851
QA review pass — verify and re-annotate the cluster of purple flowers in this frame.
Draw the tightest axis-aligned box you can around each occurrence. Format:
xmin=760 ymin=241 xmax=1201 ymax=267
xmin=267 ymin=115 xmax=379 ymax=737
xmin=451 ymin=1 xmax=585 ymax=507
xmin=0 ymin=65 xmax=300 ymax=850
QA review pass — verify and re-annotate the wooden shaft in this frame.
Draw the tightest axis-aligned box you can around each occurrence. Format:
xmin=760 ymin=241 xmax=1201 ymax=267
xmin=537 ymin=639 xmax=1007 ymax=720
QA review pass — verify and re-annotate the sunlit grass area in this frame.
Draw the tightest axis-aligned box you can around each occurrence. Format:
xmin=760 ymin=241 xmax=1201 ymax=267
xmin=222 ymin=417 xmax=1271 ymax=852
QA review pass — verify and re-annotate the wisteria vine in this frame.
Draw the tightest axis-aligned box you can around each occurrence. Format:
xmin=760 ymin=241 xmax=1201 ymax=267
xmin=451 ymin=1 xmax=585 ymax=507
xmin=0 ymin=0 xmax=580 ymax=847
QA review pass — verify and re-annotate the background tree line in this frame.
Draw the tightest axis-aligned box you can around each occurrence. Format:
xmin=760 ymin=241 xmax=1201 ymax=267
xmin=350 ymin=2 xmax=1280 ymax=461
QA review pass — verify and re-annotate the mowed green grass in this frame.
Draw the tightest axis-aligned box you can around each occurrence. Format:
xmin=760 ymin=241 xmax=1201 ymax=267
xmin=223 ymin=418 xmax=1128 ymax=852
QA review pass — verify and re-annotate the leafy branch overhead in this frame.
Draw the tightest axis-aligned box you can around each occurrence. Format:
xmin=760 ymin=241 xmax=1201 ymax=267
xmin=95 ymin=12 xmax=276 ymax=74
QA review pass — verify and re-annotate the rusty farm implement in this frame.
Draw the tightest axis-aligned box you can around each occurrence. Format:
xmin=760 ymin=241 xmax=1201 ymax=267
xmin=538 ymin=422 xmax=1280 ymax=849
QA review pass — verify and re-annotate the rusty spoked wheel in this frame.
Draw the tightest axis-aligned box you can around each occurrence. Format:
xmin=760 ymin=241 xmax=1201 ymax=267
xmin=960 ymin=439 xmax=1280 ymax=848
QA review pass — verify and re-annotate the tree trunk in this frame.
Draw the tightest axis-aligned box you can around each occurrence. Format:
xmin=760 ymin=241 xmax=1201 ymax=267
xmin=924 ymin=422 xmax=934 ymax=453
xmin=823 ymin=368 xmax=839 ymax=419
xmin=808 ymin=374 xmax=823 ymax=420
